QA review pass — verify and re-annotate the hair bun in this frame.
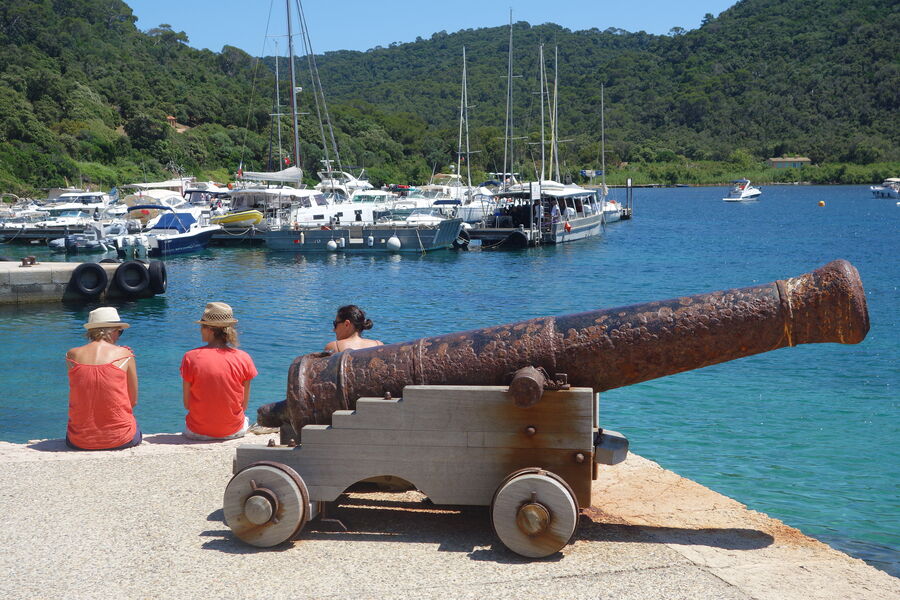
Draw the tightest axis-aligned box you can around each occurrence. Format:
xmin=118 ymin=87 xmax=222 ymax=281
xmin=363 ymin=319 xmax=373 ymax=330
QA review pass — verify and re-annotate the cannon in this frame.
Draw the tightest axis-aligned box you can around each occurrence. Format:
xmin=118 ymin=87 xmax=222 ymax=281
xmin=228 ymin=260 xmax=868 ymax=557
xmin=258 ymin=259 xmax=868 ymax=433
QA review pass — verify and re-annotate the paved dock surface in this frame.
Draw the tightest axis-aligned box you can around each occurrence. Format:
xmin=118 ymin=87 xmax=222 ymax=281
xmin=0 ymin=433 xmax=895 ymax=600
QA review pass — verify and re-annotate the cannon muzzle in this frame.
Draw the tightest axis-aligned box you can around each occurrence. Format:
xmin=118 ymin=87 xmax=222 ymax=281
xmin=259 ymin=260 xmax=868 ymax=433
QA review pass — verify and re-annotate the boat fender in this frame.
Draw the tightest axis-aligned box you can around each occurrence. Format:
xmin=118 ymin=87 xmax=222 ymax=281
xmin=386 ymin=235 xmax=402 ymax=251
xmin=326 ymin=239 xmax=338 ymax=251
xmin=148 ymin=260 xmax=167 ymax=294
xmin=338 ymin=237 xmax=346 ymax=248
xmin=113 ymin=260 xmax=150 ymax=297
xmin=367 ymin=235 xmax=374 ymax=247
xmin=69 ymin=262 xmax=108 ymax=298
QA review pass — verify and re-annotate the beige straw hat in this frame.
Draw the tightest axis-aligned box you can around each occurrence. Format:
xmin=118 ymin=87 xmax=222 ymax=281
xmin=84 ymin=306 xmax=130 ymax=330
xmin=196 ymin=302 xmax=238 ymax=327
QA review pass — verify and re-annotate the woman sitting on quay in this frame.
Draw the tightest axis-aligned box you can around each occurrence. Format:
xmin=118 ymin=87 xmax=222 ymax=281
xmin=181 ymin=302 xmax=257 ymax=441
xmin=65 ymin=307 xmax=141 ymax=451
xmin=325 ymin=305 xmax=383 ymax=353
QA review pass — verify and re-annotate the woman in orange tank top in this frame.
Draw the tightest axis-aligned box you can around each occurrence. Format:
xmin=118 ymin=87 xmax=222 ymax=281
xmin=66 ymin=307 xmax=140 ymax=451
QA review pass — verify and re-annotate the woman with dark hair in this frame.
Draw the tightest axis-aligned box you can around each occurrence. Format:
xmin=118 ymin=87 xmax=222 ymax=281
xmin=65 ymin=307 xmax=141 ymax=450
xmin=181 ymin=302 xmax=257 ymax=440
xmin=325 ymin=305 xmax=383 ymax=353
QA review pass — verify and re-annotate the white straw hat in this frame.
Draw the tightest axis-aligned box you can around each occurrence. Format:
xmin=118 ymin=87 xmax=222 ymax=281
xmin=84 ymin=307 xmax=130 ymax=330
xmin=196 ymin=302 xmax=238 ymax=327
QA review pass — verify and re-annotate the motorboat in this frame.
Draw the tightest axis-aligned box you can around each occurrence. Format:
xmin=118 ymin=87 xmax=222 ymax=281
xmin=468 ymin=182 xmax=603 ymax=248
xmin=45 ymin=191 xmax=116 ymax=218
xmin=120 ymin=188 xmax=190 ymax=226
xmin=723 ymin=179 xmax=762 ymax=202
xmin=870 ymin=178 xmax=900 ymax=199
xmin=183 ymin=181 xmax=232 ymax=208
xmin=601 ymin=197 xmax=624 ymax=223
xmin=49 ymin=222 xmax=129 ymax=254
xmin=32 ymin=208 xmax=96 ymax=229
xmin=313 ymin=167 xmax=374 ymax=200
xmin=114 ymin=204 xmax=220 ymax=257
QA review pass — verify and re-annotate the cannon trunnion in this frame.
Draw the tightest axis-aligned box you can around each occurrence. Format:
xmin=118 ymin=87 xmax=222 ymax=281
xmin=228 ymin=260 xmax=869 ymax=558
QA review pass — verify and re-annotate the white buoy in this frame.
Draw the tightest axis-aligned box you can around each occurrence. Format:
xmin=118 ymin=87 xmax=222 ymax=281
xmin=326 ymin=239 xmax=338 ymax=251
xmin=386 ymin=235 xmax=402 ymax=251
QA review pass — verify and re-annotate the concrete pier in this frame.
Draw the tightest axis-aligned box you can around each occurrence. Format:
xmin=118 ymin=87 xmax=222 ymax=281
xmin=0 ymin=259 xmax=163 ymax=304
xmin=0 ymin=433 xmax=894 ymax=599
xmin=0 ymin=260 xmax=117 ymax=304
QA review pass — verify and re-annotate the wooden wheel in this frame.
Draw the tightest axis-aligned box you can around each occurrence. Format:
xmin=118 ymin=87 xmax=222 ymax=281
xmin=223 ymin=461 xmax=309 ymax=547
xmin=491 ymin=468 xmax=579 ymax=558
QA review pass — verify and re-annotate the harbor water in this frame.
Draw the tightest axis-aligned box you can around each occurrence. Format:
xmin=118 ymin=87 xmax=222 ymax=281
xmin=0 ymin=184 xmax=896 ymax=575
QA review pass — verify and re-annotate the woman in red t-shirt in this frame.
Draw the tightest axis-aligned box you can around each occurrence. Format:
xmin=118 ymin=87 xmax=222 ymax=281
xmin=181 ymin=302 xmax=257 ymax=440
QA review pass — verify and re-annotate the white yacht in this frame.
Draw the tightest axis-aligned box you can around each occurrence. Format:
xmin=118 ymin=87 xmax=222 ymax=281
xmin=870 ymin=178 xmax=900 ymax=199
xmin=723 ymin=179 xmax=762 ymax=202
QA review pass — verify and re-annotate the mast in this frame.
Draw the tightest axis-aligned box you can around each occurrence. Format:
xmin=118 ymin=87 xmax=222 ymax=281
xmin=286 ymin=0 xmax=302 ymax=172
xmin=539 ymin=44 xmax=546 ymax=182
xmin=502 ymin=10 xmax=513 ymax=190
xmin=456 ymin=46 xmax=472 ymax=199
xmin=457 ymin=47 xmax=465 ymax=181
xmin=274 ymin=40 xmax=284 ymax=166
xmin=601 ymin=83 xmax=607 ymax=197
xmin=553 ymin=46 xmax=561 ymax=182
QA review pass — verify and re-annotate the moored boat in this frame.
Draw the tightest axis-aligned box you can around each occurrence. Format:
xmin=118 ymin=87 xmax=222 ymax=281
xmin=723 ymin=179 xmax=762 ymax=202
xmin=49 ymin=222 xmax=129 ymax=254
xmin=114 ymin=205 xmax=220 ymax=258
xmin=870 ymin=178 xmax=900 ymax=199
xmin=264 ymin=217 xmax=463 ymax=253
xmin=468 ymin=183 xmax=603 ymax=248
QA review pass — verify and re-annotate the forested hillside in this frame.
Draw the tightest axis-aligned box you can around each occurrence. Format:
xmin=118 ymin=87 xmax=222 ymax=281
xmin=0 ymin=0 xmax=897 ymax=195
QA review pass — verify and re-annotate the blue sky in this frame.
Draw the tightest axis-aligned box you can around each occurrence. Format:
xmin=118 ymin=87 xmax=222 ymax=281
xmin=128 ymin=0 xmax=739 ymax=55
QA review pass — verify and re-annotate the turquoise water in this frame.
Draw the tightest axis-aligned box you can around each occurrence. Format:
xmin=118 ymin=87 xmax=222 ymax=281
xmin=0 ymin=185 xmax=896 ymax=574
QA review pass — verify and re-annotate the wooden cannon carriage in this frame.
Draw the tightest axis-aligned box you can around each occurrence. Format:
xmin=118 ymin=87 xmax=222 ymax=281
xmin=226 ymin=384 xmax=627 ymax=557
xmin=223 ymin=260 xmax=869 ymax=557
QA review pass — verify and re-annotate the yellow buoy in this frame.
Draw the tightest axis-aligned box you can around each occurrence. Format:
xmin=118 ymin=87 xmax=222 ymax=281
xmin=818 ymin=200 xmax=825 ymax=207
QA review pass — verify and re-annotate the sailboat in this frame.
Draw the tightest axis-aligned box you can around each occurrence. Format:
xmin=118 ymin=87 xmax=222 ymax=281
xmin=260 ymin=0 xmax=462 ymax=253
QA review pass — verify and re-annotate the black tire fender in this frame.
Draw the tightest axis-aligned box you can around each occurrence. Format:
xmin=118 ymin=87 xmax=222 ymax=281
xmin=113 ymin=260 xmax=150 ymax=296
xmin=69 ymin=262 xmax=108 ymax=298
xmin=148 ymin=260 xmax=167 ymax=294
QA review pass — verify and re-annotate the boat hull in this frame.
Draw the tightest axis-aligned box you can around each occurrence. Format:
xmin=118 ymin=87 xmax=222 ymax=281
xmin=265 ymin=219 xmax=463 ymax=253
xmin=147 ymin=229 xmax=218 ymax=257
xmin=543 ymin=213 xmax=603 ymax=244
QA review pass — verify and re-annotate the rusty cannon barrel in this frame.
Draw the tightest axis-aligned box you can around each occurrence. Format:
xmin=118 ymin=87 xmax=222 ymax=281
xmin=259 ymin=259 xmax=869 ymax=434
